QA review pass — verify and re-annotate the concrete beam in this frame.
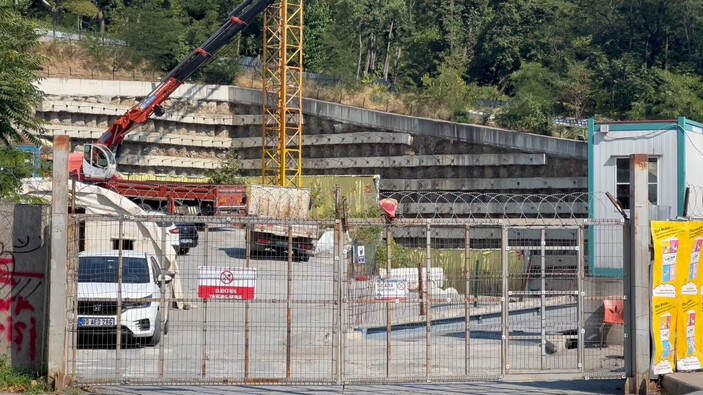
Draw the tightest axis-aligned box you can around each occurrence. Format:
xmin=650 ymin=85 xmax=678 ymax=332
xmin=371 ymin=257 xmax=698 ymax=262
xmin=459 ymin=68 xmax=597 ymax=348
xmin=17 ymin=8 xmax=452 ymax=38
xmin=395 ymin=202 xmax=588 ymax=216
xmin=118 ymin=153 xmax=552 ymax=174
xmin=304 ymin=153 xmax=546 ymax=169
xmin=38 ymin=100 xmax=262 ymax=126
xmin=381 ymin=177 xmax=587 ymax=191
xmin=119 ymin=154 xmax=219 ymax=169
xmin=392 ymin=227 xmax=580 ymax=240
xmin=38 ymin=79 xmax=586 ymax=159
xmin=46 ymin=124 xmax=413 ymax=149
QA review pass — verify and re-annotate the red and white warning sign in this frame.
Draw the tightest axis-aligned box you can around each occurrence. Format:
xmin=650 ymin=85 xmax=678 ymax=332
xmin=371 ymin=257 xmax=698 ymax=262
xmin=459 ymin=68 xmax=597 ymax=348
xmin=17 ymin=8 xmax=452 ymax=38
xmin=198 ymin=266 xmax=256 ymax=300
xmin=375 ymin=279 xmax=409 ymax=300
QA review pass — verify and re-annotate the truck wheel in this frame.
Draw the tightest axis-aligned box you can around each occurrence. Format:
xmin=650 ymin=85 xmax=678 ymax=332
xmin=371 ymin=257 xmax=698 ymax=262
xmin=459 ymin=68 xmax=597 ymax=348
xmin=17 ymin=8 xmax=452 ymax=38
xmin=178 ymin=247 xmax=190 ymax=255
xmin=295 ymin=252 xmax=310 ymax=262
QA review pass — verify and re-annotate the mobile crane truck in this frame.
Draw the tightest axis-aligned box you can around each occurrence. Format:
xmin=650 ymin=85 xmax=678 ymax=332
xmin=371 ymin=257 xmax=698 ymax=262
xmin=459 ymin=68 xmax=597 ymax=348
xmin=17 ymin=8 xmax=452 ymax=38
xmin=66 ymin=0 xmax=275 ymax=216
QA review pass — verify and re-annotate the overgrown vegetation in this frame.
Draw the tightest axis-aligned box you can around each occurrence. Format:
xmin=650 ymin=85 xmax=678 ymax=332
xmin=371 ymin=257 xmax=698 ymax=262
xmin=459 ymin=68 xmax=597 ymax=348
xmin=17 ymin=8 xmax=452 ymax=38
xmin=0 ymin=4 xmax=45 ymax=144
xmin=14 ymin=0 xmax=703 ymax=135
xmin=206 ymin=146 xmax=246 ymax=185
xmin=0 ymin=146 xmax=49 ymax=203
xmin=0 ymin=356 xmax=48 ymax=394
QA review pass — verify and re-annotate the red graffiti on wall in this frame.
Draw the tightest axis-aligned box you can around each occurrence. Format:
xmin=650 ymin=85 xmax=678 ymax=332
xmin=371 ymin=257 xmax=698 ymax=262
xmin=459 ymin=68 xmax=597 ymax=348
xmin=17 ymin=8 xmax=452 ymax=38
xmin=0 ymin=296 xmax=35 ymax=316
xmin=0 ymin=297 xmax=38 ymax=361
xmin=0 ymin=316 xmax=38 ymax=361
xmin=0 ymin=257 xmax=44 ymax=286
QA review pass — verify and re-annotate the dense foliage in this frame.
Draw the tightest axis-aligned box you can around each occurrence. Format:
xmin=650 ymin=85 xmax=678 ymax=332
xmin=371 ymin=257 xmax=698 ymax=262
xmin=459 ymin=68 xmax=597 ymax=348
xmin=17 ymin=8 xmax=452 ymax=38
xmin=0 ymin=3 xmax=45 ymax=144
xmin=20 ymin=0 xmax=703 ymax=133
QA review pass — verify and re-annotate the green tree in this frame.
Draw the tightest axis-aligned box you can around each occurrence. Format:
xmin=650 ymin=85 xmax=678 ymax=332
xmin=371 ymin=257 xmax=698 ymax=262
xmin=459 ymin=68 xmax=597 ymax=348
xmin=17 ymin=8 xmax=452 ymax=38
xmin=0 ymin=146 xmax=35 ymax=202
xmin=303 ymin=0 xmax=333 ymax=73
xmin=626 ymin=68 xmax=703 ymax=120
xmin=420 ymin=62 xmax=470 ymax=118
xmin=0 ymin=5 xmax=45 ymax=145
xmin=120 ymin=0 xmax=187 ymax=72
xmin=498 ymin=62 xmax=557 ymax=135
xmin=207 ymin=147 xmax=246 ymax=185
xmin=557 ymin=61 xmax=595 ymax=120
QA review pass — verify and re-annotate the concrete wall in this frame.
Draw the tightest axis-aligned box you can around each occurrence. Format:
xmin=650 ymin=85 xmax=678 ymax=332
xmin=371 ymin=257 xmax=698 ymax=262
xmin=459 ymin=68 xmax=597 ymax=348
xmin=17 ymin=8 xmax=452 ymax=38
xmin=35 ymin=78 xmax=589 ymax=221
xmin=686 ymin=130 xmax=703 ymax=189
xmin=38 ymin=78 xmax=586 ymax=158
xmin=0 ymin=205 xmax=50 ymax=374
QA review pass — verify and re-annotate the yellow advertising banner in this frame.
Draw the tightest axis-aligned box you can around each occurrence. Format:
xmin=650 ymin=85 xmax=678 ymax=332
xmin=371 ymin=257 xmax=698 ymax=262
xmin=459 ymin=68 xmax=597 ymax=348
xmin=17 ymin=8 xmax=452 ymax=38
xmin=651 ymin=221 xmax=687 ymax=297
xmin=652 ymin=297 xmax=677 ymax=374
xmin=651 ymin=221 xmax=688 ymax=375
xmin=688 ymin=222 xmax=703 ymax=295
xmin=677 ymin=297 xmax=703 ymax=371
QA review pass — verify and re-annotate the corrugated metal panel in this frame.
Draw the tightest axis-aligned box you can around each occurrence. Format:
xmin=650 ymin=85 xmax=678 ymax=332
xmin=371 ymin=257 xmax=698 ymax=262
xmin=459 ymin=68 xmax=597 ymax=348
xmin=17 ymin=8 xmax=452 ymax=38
xmin=686 ymin=131 xmax=703 ymax=188
xmin=592 ymin=128 xmax=677 ymax=270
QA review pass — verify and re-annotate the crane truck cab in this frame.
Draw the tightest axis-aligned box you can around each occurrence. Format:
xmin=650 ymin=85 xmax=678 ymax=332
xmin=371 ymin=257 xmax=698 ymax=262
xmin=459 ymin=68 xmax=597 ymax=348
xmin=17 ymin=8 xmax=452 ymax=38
xmin=83 ymin=144 xmax=117 ymax=180
xmin=69 ymin=144 xmax=117 ymax=181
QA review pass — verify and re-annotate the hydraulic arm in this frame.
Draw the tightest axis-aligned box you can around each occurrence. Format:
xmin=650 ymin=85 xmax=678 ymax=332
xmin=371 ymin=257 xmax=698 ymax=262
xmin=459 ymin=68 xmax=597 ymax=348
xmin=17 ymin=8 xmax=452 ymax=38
xmin=97 ymin=0 xmax=275 ymax=153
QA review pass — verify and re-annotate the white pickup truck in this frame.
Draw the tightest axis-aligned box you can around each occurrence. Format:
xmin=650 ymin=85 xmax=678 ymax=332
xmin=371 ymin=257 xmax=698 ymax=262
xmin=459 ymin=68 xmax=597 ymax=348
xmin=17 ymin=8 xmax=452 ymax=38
xmin=248 ymin=185 xmax=318 ymax=261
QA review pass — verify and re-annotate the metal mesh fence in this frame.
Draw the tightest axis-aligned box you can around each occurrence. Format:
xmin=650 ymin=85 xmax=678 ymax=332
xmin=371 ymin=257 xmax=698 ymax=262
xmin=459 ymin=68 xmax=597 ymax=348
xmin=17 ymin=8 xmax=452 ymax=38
xmin=4 ymin=177 xmax=628 ymax=384
xmin=62 ymin=213 xmax=623 ymax=385
xmin=66 ymin=215 xmax=338 ymax=384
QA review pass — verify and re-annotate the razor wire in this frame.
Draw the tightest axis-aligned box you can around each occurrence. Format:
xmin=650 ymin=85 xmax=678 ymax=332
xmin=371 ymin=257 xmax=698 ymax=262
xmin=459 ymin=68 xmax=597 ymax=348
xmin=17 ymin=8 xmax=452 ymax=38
xmin=14 ymin=176 xmax=628 ymax=224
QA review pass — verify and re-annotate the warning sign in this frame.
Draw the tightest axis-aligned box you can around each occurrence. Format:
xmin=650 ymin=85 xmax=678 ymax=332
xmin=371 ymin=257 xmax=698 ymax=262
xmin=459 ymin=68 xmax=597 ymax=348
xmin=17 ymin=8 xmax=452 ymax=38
xmin=198 ymin=267 xmax=256 ymax=300
xmin=375 ymin=279 xmax=409 ymax=300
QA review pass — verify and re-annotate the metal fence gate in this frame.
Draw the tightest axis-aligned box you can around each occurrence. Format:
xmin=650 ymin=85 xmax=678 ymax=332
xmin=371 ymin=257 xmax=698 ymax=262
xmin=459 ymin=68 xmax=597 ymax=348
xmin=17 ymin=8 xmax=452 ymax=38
xmin=65 ymin=214 xmax=625 ymax=385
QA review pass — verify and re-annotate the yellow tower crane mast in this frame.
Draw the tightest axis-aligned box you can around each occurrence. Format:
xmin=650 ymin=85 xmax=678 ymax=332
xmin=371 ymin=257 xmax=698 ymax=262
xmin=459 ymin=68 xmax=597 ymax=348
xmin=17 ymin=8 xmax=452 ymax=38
xmin=262 ymin=0 xmax=303 ymax=187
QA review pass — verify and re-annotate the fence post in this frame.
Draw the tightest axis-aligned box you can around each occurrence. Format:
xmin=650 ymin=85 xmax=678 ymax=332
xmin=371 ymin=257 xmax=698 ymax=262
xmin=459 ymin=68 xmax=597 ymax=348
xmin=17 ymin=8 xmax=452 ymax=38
xmin=385 ymin=225 xmax=392 ymax=378
xmin=501 ymin=225 xmax=509 ymax=376
xmin=286 ymin=225 xmax=293 ymax=379
xmin=464 ymin=226 xmax=470 ymax=375
xmin=201 ymin=224 xmax=209 ymax=378
xmin=540 ymin=229 xmax=546 ymax=370
xmin=577 ymin=225 xmax=585 ymax=374
xmin=425 ymin=223 xmax=432 ymax=376
xmin=244 ymin=224 xmax=251 ymax=380
xmin=115 ymin=219 xmax=124 ymax=377
xmin=159 ymin=223 xmax=168 ymax=377
xmin=333 ymin=185 xmax=342 ymax=384
xmin=625 ymin=154 xmax=651 ymax=394
xmin=48 ymin=135 xmax=69 ymax=390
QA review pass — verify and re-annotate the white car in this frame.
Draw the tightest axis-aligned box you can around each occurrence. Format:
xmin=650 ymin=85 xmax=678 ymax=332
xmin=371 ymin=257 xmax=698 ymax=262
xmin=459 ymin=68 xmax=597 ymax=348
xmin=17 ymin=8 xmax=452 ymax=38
xmin=146 ymin=211 xmax=180 ymax=251
xmin=77 ymin=251 xmax=172 ymax=345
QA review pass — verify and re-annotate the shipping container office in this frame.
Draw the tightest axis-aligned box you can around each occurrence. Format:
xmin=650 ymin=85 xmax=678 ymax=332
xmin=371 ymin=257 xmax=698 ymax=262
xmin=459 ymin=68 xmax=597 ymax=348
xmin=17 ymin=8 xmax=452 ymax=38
xmin=588 ymin=117 xmax=703 ymax=276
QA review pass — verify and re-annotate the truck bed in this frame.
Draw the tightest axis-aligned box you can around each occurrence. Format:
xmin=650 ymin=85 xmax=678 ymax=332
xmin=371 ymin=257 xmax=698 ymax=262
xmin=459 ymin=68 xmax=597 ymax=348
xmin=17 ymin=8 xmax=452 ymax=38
xmin=98 ymin=179 xmax=247 ymax=215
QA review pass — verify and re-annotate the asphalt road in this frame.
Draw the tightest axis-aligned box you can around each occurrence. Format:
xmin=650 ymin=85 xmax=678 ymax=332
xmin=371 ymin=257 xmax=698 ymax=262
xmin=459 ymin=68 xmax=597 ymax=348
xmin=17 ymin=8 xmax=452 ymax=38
xmin=69 ymin=226 xmax=624 ymax=385
xmin=90 ymin=379 xmax=626 ymax=394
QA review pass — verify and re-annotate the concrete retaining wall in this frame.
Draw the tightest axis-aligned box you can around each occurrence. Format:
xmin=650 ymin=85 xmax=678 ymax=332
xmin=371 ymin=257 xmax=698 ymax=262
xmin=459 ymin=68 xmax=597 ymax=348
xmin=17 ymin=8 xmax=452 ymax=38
xmin=38 ymin=78 xmax=586 ymax=159
xmin=34 ymin=78 xmax=589 ymax=218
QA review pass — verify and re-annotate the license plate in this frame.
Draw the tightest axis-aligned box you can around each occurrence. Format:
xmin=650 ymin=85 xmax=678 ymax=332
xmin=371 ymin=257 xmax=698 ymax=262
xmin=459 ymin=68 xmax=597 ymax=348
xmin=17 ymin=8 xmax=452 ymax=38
xmin=78 ymin=317 xmax=115 ymax=327
xmin=181 ymin=239 xmax=192 ymax=243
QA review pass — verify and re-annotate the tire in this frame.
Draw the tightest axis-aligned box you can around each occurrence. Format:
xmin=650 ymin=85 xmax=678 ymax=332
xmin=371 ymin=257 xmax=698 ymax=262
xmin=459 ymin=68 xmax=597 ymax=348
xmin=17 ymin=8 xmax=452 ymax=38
xmin=148 ymin=313 xmax=162 ymax=346
xmin=178 ymin=247 xmax=190 ymax=255
xmin=295 ymin=252 xmax=310 ymax=262
xmin=163 ymin=317 xmax=169 ymax=335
